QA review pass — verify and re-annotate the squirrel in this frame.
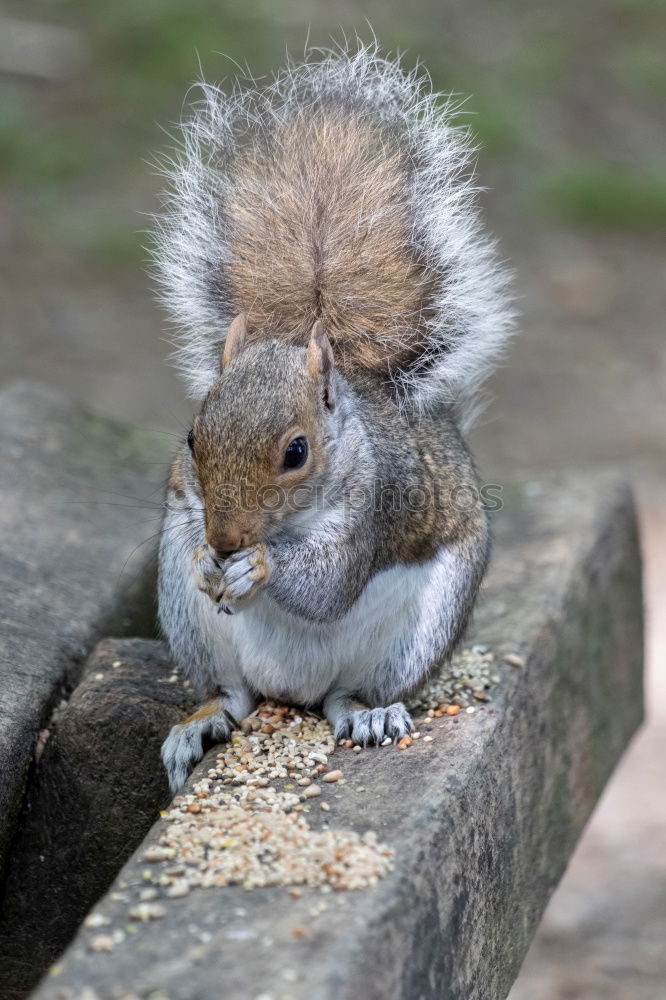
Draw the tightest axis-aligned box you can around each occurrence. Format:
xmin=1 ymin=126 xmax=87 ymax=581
xmin=151 ymin=45 xmax=514 ymax=792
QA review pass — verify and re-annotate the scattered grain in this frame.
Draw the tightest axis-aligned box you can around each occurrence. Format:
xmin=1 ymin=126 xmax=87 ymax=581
xmin=128 ymin=650 xmax=500 ymax=905
xmin=408 ymin=646 xmax=497 ymax=716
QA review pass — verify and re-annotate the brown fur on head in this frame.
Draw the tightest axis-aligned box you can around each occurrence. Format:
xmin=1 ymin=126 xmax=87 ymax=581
xmin=190 ymin=319 xmax=335 ymax=556
xmin=223 ymin=114 xmax=434 ymax=378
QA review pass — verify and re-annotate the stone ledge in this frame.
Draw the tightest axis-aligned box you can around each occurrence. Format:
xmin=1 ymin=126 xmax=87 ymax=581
xmin=0 ymin=381 xmax=169 ymax=874
xmin=33 ymin=473 xmax=644 ymax=1000
xmin=0 ymin=638 xmax=193 ymax=1000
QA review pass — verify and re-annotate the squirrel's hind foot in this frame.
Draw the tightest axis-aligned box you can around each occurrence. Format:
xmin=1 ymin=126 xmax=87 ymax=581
xmin=162 ymin=697 xmax=239 ymax=793
xmin=333 ymin=702 xmax=414 ymax=747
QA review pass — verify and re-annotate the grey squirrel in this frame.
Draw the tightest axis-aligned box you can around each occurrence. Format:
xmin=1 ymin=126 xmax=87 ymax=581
xmin=152 ymin=46 xmax=514 ymax=792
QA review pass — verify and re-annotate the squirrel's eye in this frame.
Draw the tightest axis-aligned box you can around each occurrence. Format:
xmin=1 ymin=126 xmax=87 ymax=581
xmin=283 ymin=436 xmax=308 ymax=470
xmin=187 ymin=429 xmax=195 ymax=452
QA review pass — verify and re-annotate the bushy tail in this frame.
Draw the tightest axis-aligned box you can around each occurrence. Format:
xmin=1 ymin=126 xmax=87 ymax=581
xmin=151 ymin=43 xmax=514 ymax=427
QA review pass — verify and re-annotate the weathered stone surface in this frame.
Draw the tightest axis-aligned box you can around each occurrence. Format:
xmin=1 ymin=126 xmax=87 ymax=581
xmin=0 ymin=638 xmax=193 ymax=1000
xmin=32 ymin=474 xmax=644 ymax=1000
xmin=0 ymin=381 xmax=168 ymax=874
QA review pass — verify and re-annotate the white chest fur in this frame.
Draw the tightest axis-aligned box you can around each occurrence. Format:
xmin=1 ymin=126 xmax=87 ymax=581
xmin=202 ymin=553 xmax=445 ymax=705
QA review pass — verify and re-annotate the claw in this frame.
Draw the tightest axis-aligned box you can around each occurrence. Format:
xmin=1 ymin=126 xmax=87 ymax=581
xmin=339 ymin=703 xmax=413 ymax=747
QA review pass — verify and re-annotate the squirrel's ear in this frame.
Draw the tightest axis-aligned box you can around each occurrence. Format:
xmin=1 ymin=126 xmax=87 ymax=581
xmin=306 ymin=320 xmax=335 ymax=410
xmin=221 ymin=314 xmax=248 ymax=370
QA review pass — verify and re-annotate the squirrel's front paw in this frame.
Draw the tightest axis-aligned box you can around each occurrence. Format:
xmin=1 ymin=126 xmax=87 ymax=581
xmin=161 ymin=699 xmax=235 ymax=793
xmin=192 ymin=545 xmax=225 ymax=605
xmin=220 ymin=544 xmax=270 ymax=606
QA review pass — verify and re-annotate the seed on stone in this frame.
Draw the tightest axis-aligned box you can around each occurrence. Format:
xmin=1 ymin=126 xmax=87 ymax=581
xmin=445 ymin=705 xmax=461 ymax=716
xmin=323 ymin=770 xmax=342 ymax=783
xmin=320 ymin=802 xmax=330 ymax=811
xmin=423 ymin=735 xmax=433 ymax=743
xmin=504 ymin=653 xmax=525 ymax=668
xmin=397 ymin=736 xmax=412 ymax=750
xmin=142 ymin=846 xmax=175 ymax=863
xmin=126 ymin=657 xmax=498 ymax=898
xmin=128 ymin=902 xmax=166 ymax=921
xmin=84 ymin=913 xmax=110 ymax=929
xmin=166 ymin=880 xmax=190 ymax=899
xmin=90 ymin=934 xmax=115 ymax=952
xmin=380 ymin=737 xmax=392 ymax=746
xmin=292 ymin=925 xmax=307 ymax=938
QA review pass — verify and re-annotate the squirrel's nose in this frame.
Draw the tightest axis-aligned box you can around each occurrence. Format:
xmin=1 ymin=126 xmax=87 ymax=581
xmin=206 ymin=530 xmax=249 ymax=559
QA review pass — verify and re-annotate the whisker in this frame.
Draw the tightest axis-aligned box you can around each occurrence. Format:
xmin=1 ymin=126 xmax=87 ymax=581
xmin=114 ymin=517 xmax=202 ymax=591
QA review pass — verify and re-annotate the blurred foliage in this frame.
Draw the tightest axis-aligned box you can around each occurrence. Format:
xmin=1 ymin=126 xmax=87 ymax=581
xmin=538 ymin=164 xmax=666 ymax=228
xmin=1 ymin=0 xmax=665 ymax=267
xmin=0 ymin=88 xmax=99 ymax=182
xmin=616 ymin=43 xmax=666 ymax=96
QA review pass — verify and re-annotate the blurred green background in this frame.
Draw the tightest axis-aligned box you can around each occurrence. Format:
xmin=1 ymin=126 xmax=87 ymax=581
xmin=1 ymin=0 xmax=665 ymax=269
xmin=1 ymin=0 xmax=664 ymax=464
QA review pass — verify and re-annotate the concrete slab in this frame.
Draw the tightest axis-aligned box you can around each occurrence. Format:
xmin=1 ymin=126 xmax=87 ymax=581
xmin=31 ymin=473 xmax=644 ymax=1000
